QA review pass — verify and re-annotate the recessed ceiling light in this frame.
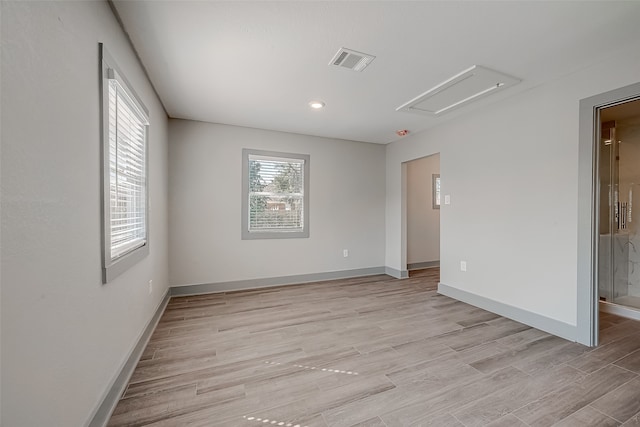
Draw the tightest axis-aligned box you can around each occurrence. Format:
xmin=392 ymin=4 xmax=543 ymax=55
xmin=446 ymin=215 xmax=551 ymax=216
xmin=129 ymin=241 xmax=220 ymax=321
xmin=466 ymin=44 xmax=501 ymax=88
xmin=309 ymin=101 xmax=325 ymax=109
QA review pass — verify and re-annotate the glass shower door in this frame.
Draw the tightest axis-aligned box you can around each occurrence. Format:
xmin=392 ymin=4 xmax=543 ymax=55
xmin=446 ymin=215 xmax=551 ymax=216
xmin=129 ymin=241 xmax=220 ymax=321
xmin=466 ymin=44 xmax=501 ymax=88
xmin=599 ymin=99 xmax=640 ymax=310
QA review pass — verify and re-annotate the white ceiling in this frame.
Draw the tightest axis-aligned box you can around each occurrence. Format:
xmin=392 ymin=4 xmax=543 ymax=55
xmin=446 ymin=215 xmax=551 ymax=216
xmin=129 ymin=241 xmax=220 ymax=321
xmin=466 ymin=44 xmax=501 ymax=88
xmin=112 ymin=1 xmax=640 ymax=144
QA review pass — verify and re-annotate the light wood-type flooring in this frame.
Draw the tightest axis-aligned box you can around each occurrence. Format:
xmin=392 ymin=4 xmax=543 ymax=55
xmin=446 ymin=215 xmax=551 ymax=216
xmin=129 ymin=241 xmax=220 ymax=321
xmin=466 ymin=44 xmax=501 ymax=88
xmin=108 ymin=269 xmax=640 ymax=427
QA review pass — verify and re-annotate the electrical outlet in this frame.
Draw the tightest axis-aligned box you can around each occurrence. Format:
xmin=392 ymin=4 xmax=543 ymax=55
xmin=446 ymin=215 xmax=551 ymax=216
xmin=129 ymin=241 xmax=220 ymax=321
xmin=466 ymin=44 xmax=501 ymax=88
xmin=460 ymin=261 xmax=467 ymax=272
xmin=148 ymin=280 xmax=153 ymax=294
xmin=343 ymin=249 xmax=349 ymax=258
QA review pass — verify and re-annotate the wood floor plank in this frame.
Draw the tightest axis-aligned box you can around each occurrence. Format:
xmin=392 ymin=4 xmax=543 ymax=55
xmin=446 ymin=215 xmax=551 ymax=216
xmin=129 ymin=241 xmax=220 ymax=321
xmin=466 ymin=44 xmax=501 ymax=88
xmin=408 ymin=412 xmax=465 ymax=427
xmin=112 ymin=384 xmax=197 ymax=418
xmin=512 ymin=364 xmax=637 ymax=427
xmin=453 ymin=364 xmax=584 ymax=427
xmin=347 ymin=416 xmax=387 ymax=427
xmin=321 ymin=386 xmax=430 ymax=427
xmin=567 ymin=336 xmax=640 ymax=373
xmin=380 ymin=366 xmax=529 ymax=426
xmin=484 ymin=414 xmax=529 ymax=427
xmin=622 ymin=412 xmax=640 ymax=426
xmin=107 ymin=268 xmax=640 ymax=427
xmin=615 ymin=349 xmax=640 ymax=374
xmin=591 ymin=377 xmax=640 ymax=423
xmin=469 ymin=334 xmax=569 ymax=374
xmin=513 ymin=340 xmax=591 ymax=375
xmin=552 ymin=405 xmax=621 ymax=427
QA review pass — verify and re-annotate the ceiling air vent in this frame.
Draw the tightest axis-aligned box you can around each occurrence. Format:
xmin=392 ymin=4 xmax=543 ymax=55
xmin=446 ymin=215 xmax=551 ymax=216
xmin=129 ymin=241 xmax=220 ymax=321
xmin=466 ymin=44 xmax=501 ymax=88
xmin=396 ymin=65 xmax=521 ymax=116
xmin=330 ymin=48 xmax=375 ymax=72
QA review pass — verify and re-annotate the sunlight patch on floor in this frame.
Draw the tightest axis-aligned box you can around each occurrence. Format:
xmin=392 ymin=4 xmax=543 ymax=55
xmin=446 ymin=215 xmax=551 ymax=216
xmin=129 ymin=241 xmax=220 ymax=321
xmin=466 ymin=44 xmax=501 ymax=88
xmin=243 ymin=415 xmax=306 ymax=427
xmin=264 ymin=360 xmax=358 ymax=375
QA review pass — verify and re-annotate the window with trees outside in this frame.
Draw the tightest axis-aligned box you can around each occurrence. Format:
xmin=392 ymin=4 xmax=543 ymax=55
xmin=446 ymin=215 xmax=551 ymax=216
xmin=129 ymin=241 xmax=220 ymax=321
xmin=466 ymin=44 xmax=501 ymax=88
xmin=100 ymin=44 xmax=150 ymax=283
xmin=242 ymin=149 xmax=310 ymax=239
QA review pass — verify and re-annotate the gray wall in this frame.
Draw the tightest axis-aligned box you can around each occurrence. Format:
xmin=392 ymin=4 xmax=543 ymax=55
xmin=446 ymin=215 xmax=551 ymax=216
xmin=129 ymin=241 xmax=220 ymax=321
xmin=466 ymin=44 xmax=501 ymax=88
xmin=1 ymin=2 xmax=169 ymax=426
xmin=385 ymin=43 xmax=640 ymax=338
xmin=407 ymin=154 xmax=440 ymax=266
xmin=168 ymin=119 xmax=386 ymax=287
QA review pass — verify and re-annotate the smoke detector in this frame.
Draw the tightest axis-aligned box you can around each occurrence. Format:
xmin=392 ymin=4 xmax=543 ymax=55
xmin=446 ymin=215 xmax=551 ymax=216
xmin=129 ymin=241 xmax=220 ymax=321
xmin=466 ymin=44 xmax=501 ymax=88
xmin=329 ymin=48 xmax=375 ymax=72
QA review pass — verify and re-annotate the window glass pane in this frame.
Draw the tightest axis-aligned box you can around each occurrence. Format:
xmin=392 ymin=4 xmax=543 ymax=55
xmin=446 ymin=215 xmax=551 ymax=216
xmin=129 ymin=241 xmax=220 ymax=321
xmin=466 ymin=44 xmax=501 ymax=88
xmin=248 ymin=156 xmax=304 ymax=232
xmin=109 ymin=81 xmax=147 ymax=260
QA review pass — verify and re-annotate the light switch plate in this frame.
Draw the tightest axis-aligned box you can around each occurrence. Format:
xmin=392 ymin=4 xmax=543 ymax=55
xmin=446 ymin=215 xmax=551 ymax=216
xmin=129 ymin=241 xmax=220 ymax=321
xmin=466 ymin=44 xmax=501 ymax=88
xmin=445 ymin=195 xmax=451 ymax=205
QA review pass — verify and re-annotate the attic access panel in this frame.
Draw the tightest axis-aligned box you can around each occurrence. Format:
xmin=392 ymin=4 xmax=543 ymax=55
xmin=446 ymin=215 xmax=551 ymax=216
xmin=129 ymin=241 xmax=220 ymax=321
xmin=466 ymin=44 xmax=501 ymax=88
xmin=397 ymin=65 xmax=521 ymax=116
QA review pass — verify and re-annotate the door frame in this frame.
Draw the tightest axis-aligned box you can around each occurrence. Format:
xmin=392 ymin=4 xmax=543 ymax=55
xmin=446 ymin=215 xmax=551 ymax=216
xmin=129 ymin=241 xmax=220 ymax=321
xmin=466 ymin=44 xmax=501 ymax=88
xmin=577 ymin=82 xmax=640 ymax=346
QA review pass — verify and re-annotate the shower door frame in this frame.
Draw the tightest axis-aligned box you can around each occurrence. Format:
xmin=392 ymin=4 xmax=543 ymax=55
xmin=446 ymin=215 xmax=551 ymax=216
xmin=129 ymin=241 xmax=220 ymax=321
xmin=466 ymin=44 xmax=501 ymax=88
xmin=578 ymin=82 xmax=640 ymax=347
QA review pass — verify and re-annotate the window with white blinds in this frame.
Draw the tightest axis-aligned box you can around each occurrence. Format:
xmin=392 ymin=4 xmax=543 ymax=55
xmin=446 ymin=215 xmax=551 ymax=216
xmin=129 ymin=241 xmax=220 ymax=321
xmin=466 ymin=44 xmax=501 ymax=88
xmin=242 ymin=149 xmax=310 ymax=239
xmin=101 ymin=45 xmax=150 ymax=283
xmin=108 ymin=77 xmax=148 ymax=259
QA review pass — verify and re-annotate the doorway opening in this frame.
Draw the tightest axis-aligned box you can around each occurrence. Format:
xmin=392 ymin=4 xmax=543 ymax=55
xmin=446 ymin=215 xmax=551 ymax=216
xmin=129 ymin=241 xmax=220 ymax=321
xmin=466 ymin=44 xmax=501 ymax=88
xmin=578 ymin=82 xmax=640 ymax=346
xmin=597 ymin=100 xmax=640 ymax=318
xmin=405 ymin=153 xmax=440 ymax=278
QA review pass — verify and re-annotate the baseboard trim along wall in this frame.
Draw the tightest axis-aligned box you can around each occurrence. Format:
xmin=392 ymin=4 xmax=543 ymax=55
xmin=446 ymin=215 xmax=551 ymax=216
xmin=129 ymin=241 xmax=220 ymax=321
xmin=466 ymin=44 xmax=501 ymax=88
xmin=171 ymin=267 xmax=387 ymax=296
xmin=438 ymin=283 xmax=578 ymax=342
xmin=600 ymin=301 xmax=640 ymax=322
xmin=87 ymin=289 xmax=171 ymax=427
xmin=384 ymin=266 xmax=409 ymax=279
xmin=407 ymin=261 xmax=440 ymax=271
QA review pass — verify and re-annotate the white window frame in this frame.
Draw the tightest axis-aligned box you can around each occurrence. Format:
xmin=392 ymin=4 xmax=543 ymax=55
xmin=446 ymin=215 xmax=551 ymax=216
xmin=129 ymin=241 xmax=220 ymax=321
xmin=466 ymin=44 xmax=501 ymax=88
xmin=242 ymin=149 xmax=310 ymax=239
xmin=100 ymin=44 xmax=150 ymax=283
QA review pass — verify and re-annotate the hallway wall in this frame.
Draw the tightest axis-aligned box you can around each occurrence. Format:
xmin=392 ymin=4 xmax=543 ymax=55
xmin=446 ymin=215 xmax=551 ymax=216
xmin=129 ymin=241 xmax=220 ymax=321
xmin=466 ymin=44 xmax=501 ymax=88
xmin=406 ymin=154 xmax=440 ymax=266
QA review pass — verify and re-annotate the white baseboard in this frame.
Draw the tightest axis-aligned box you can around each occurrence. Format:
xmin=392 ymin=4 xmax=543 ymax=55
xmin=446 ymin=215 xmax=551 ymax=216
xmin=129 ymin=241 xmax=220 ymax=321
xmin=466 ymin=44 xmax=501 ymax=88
xmin=407 ymin=261 xmax=440 ymax=271
xmin=600 ymin=300 xmax=640 ymax=321
xmin=171 ymin=267 xmax=388 ymax=296
xmin=438 ymin=283 xmax=577 ymax=342
xmin=87 ymin=290 xmax=171 ymax=427
xmin=384 ymin=266 xmax=409 ymax=279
